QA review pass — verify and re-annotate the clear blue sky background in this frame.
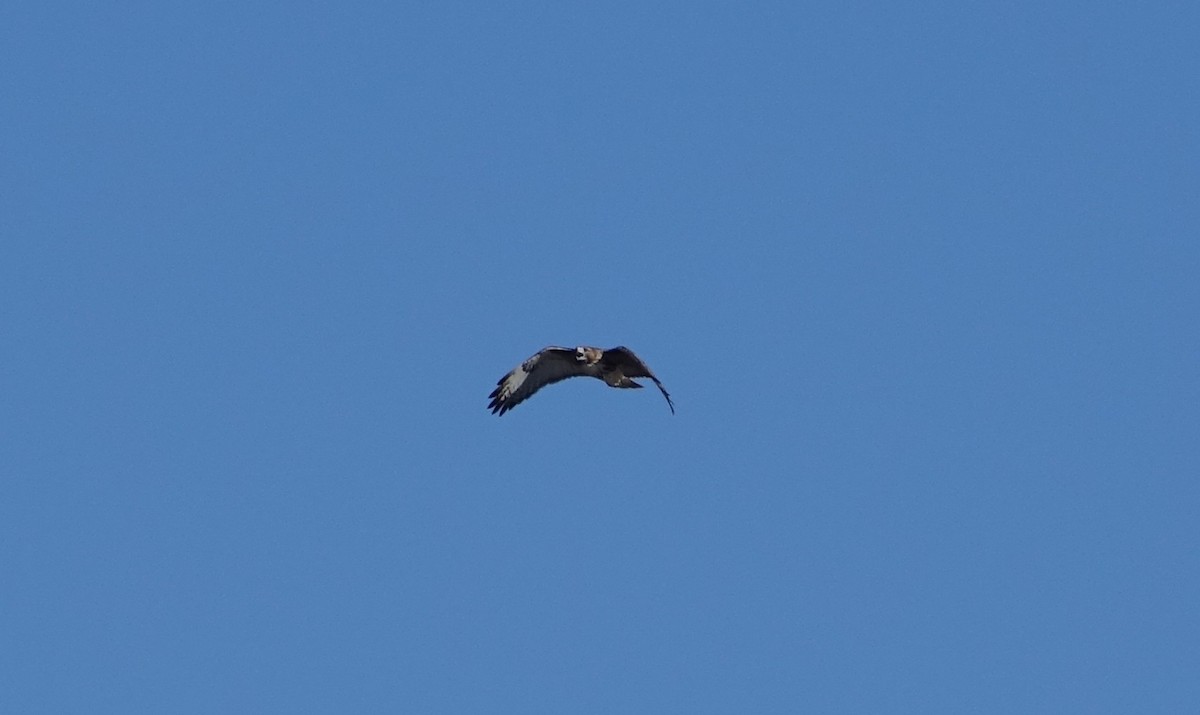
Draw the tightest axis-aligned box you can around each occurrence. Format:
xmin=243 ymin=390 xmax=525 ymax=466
xmin=3 ymin=2 xmax=1197 ymax=712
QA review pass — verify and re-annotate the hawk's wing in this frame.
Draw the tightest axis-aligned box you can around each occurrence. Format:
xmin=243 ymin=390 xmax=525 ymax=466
xmin=488 ymin=347 xmax=585 ymax=415
xmin=602 ymin=346 xmax=675 ymax=414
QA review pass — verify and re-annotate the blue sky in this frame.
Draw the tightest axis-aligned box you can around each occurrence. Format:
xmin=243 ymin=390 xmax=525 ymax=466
xmin=2 ymin=2 xmax=1197 ymax=712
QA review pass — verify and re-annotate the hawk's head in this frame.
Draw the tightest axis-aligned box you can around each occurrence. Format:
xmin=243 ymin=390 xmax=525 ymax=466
xmin=575 ymin=346 xmax=601 ymax=365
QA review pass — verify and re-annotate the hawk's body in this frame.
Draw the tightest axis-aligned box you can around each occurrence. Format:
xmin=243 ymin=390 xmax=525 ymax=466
xmin=488 ymin=345 xmax=674 ymax=416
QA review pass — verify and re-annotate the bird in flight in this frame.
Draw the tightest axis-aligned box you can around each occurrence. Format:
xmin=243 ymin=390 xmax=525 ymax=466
xmin=488 ymin=345 xmax=675 ymax=416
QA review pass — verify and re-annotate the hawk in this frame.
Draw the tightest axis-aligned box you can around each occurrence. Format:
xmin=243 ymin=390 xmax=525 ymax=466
xmin=488 ymin=345 xmax=675 ymax=416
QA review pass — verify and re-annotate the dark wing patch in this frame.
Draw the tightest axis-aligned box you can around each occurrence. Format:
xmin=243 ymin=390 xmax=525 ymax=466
xmin=488 ymin=347 xmax=583 ymax=415
xmin=602 ymin=346 xmax=675 ymax=414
